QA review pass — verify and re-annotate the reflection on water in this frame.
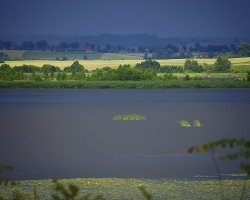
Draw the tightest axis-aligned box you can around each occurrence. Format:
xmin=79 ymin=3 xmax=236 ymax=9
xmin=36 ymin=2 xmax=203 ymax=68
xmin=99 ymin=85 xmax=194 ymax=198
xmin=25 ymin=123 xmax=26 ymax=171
xmin=0 ymin=89 xmax=250 ymax=180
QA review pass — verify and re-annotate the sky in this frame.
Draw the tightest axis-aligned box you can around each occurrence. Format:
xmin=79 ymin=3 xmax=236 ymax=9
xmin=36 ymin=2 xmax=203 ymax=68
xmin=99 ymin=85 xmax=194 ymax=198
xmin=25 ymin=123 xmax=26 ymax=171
xmin=1 ymin=0 xmax=250 ymax=38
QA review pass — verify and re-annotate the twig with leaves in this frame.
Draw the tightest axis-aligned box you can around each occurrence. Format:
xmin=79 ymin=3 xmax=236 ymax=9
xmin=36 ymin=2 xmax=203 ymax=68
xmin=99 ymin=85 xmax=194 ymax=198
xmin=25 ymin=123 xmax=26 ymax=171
xmin=188 ymin=138 xmax=250 ymax=200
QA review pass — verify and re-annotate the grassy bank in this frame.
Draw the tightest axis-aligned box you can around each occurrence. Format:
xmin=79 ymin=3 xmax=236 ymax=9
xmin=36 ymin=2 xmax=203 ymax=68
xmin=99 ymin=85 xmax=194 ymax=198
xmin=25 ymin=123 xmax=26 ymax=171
xmin=0 ymin=178 xmax=249 ymax=199
xmin=1 ymin=80 xmax=250 ymax=89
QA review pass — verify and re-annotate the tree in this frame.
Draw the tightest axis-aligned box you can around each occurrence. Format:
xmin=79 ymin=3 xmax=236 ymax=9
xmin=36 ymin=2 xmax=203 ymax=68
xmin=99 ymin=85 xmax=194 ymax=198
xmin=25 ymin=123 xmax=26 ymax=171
xmin=85 ymin=42 xmax=90 ymax=48
xmin=183 ymin=74 xmax=190 ymax=81
xmin=0 ymin=40 xmax=4 ymax=49
xmin=56 ymin=72 xmax=67 ymax=80
xmin=207 ymin=51 xmax=215 ymax=58
xmin=102 ymin=48 xmax=108 ymax=53
xmin=43 ymin=67 xmax=49 ymax=80
xmin=184 ymin=59 xmax=203 ymax=72
xmin=166 ymin=44 xmax=179 ymax=53
xmin=59 ymin=41 xmax=69 ymax=51
xmin=96 ymin=45 xmax=102 ymax=53
xmin=42 ymin=64 xmax=61 ymax=72
xmin=105 ymin=44 xmax=112 ymax=52
xmin=202 ymin=63 xmax=213 ymax=72
xmin=138 ymin=46 xmax=145 ymax=53
xmin=160 ymin=73 xmax=178 ymax=80
xmin=35 ymin=40 xmax=49 ymax=50
xmin=3 ymin=41 xmax=12 ymax=50
xmin=63 ymin=61 xmax=85 ymax=72
xmin=70 ymin=42 xmax=80 ymax=50
xmin=212 ymin=57 xmax=231 ymax=72
xmin=182 ymin=45 xmax=187 ymax=52
xmin=71 ymin=71 xmax=86 ymax=80
xmin=135 ymin=60 xmax=161 ymax=72
xmin=152 ymin=48 xmax=173 ymax=59
xmin=246 ymin=71 xmax=250 ymax=81
xmin=90 ymin=43 xmax=95 ymax=51
xmin=194 ymin=42 xmax=201 ymax=52
xmin=237 ymin=42 xmax=250 ymax=57
xmin=0 ymin=52 xmax=9 ymax=59
xmin=143 ymin=51 xmax=148 ymax=60
xmin=30 ymin=71 xmax=42 ymax=81
xmin=22 ymin=41 xmax=34 ymax=50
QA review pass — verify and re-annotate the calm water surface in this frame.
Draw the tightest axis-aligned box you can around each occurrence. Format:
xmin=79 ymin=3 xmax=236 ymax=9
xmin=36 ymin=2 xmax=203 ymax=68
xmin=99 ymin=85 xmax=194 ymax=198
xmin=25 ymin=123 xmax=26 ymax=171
xmin=0 ymin=89 xmax=249 ymax=180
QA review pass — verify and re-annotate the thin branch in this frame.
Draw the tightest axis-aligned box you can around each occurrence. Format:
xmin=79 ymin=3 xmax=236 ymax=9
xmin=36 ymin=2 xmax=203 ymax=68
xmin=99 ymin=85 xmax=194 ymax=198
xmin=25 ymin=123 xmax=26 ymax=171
xmin=210 ymin=148 xmax=225 ymax=200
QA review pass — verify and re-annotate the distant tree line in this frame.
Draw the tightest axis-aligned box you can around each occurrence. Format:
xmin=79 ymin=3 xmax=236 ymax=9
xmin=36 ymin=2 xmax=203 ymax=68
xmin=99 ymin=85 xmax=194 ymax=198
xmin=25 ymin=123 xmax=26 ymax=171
xmin=1 ymin=38 xmax=250 ymax=59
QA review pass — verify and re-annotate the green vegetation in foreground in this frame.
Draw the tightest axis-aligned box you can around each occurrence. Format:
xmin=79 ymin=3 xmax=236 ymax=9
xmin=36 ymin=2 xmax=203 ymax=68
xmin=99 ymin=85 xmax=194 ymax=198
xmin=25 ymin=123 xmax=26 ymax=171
xmin=1 ymin=80 xmax=250 ymax=89
xmin=179 ymin=120 xmax=192 ymax=127
xmin=113 ymin=114 xmax=146 ymax=120
xmin=189 ymin=138 xmax=250 ymax=199
xmin=0 ymin=178 xmax=249 ymax=199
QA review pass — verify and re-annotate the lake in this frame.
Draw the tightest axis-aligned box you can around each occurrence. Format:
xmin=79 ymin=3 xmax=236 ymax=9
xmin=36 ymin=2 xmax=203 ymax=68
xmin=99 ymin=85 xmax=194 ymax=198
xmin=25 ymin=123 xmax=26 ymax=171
xmin=0 ymin=89 xmax=249 ymax=180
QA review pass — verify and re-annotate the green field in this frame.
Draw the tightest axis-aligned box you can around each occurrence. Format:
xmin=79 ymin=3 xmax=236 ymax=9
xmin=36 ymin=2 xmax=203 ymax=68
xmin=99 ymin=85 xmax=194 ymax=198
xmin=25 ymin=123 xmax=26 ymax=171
xmin=0 ymin=50 xmax=26 ymax=59
xmin=0 ymin=50 xmax=144 ymax=60
xmin=0 ymin=178 xmax=249 ymax=199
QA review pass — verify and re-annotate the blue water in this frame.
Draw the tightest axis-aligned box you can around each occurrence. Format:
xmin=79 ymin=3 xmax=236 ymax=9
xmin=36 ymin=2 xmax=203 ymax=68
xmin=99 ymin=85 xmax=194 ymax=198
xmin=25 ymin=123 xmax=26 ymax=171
xmin=0 ymin=89 xmax=249 ymax=180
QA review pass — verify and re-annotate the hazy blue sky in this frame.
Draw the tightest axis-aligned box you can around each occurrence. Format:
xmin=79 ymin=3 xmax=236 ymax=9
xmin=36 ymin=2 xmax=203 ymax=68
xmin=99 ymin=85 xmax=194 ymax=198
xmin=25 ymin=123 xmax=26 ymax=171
xmin=1 ymin=0 xmax=250 ymax=37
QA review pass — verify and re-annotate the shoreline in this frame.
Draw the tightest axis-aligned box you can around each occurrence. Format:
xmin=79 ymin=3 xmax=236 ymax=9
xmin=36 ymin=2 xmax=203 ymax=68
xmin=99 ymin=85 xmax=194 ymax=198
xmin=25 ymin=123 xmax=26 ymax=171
xmin=1 ymin=80 xmax=250 ymax=89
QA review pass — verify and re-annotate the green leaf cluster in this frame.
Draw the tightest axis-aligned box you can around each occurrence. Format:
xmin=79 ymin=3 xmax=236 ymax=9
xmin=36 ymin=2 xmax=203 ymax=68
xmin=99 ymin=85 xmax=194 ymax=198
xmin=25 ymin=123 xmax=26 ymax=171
xmin=188 ymin=138 xmax=250 ymax=176
xmin=51 ymin=179 xmax=104 ymax=200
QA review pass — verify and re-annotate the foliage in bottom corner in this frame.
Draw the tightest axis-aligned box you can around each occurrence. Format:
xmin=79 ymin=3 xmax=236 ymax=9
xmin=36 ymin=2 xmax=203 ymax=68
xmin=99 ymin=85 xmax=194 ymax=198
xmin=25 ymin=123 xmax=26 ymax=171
xmin=138 ymin=185 xmax=153 ymax=200
xmin=51 ymin=179 xmax=105 ymax=200
xmin=188 ymin=138 xmax=250 ymax=200
xmin=188 ymin=138 xmax=250 ymax=176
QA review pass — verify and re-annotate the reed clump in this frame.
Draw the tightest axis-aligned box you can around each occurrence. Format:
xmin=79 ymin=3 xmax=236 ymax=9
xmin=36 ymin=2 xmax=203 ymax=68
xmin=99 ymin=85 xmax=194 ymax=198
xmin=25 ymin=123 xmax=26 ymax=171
xmin=113 ymin=114 xmax=146 ymax=120
xmin=179 ymin=120 xmax=191 ymax=127
xmin=194 ymin=119 xmax=202 ymax=127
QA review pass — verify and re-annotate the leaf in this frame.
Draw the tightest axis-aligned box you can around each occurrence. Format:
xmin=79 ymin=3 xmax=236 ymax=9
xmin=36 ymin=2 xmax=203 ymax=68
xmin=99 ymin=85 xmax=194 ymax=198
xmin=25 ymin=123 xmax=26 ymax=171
xmin=139 ymin=186 xmax=153 ymax=200
xmin=69 ymin=184 xmax=79 ymax=197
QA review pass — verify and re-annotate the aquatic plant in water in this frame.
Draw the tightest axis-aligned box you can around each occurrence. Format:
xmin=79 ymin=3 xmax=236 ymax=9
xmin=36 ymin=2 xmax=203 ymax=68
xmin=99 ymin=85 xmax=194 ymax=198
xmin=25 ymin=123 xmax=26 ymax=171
xmin=113 ymin=114 xmax=146 ymax=120
xmin=194 ymin=119 xmax=202 ymax=127
xmin=179 ymin=120 xmax=191 ymax=127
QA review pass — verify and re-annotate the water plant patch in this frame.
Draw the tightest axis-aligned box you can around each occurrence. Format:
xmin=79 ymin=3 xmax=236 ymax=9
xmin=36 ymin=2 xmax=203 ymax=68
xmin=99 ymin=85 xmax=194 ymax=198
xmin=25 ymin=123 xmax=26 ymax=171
xmin=179 ymin=120 xmax=192 ymax=127
xmin=113 ymin=114 xmax=146 ymax=120
xmin=194 ymin=119 xmax=202 ymax=127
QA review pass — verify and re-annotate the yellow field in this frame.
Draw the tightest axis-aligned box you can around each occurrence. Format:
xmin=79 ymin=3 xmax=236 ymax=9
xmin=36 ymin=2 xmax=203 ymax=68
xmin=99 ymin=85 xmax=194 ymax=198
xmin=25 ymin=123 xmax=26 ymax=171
xmin=4 ymin=60 xmax=142 ymax=70
xmin=3 ymin=57 xmax=250 ymax=71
